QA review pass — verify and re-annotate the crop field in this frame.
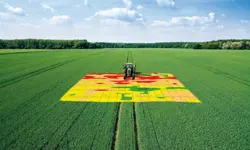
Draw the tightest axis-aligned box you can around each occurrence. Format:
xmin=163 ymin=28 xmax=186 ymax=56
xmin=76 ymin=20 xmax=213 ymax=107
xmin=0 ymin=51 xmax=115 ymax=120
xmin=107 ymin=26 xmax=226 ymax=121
xmin=0 ymin=49 xmax=250 ymax=149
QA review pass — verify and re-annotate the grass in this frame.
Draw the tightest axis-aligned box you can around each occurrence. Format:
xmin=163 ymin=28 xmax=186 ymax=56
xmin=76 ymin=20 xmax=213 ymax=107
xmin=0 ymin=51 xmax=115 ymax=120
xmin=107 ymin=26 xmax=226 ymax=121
xmin=0 ymin=49 xmax=250 ymax=149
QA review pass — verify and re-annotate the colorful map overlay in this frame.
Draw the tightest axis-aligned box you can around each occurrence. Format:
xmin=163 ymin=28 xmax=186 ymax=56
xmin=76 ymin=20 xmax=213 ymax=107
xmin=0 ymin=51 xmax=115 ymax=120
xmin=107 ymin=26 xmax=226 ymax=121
xmin=60 ymin=73 xmax=201 ymax=103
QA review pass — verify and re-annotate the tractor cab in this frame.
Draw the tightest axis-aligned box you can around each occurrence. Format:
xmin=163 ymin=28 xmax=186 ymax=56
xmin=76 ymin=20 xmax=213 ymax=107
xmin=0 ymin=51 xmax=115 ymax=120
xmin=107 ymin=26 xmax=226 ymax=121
xmin=123 ymin=51 xmax=136 ymax=80
xmin=124 ymin=63 xmax=133 ymax=69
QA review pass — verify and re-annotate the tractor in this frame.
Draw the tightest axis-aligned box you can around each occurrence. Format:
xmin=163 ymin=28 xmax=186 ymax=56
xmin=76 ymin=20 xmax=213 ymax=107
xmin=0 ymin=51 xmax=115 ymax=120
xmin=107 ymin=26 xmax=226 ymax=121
xmin=123 ymin=63 xmax=136 ymax=80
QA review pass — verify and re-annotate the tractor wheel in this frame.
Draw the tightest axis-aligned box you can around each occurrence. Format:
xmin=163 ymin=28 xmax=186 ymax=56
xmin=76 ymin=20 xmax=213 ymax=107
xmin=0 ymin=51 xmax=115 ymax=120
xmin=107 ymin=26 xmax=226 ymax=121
xmin=124 ymin=73 xmax=127 ymax=80
xmin=132 ymin=73 xmax=135 ymax=80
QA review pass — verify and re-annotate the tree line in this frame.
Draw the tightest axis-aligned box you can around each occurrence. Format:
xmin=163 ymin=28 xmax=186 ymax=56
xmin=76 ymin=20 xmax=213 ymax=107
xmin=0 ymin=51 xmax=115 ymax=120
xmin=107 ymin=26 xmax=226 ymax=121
xmin=0 ymin=39 xmax=249 ymax=50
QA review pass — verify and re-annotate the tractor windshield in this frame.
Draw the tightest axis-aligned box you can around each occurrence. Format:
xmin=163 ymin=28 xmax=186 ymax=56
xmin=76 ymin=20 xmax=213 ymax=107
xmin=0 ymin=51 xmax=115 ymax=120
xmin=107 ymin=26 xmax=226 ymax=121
xmin=126 ymin=64 xmax=132 ymax=68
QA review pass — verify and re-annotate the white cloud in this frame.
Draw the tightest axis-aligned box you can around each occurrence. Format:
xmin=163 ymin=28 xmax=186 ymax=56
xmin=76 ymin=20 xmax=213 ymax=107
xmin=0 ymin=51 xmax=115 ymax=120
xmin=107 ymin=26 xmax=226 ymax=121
xmin=240 ymin=20 xmax=249 ymax=24
xmin=123 ymin=0 xmax=132 ymax=9
xmin=156 ymin=0 xmax=175 ymax=7
xmin=136 ymin=5 xmax=143 ymax=10
xmin=84 ymin=0 xmax=88 ymax=6
xmin=93 ymin=8 xmax=144 ymax=22
xmin=85 ymin=16 xmax=94 ymax=21
xmin=151 ymin=12 xmax=216 ymax=27
xmin=84 ymin=0 xmax=91 ymax=6
xmin=49 ymin=15 xmax=71 ymax=24
xmin=221 ymin=14 xmax=226 ymax=17
xmin=4 ymin=3 xmax=27 ymax=16
xmin=41 ymin=4 xmax=54 ymax=12
xmin=209 ymin=12 xmax=215 ymax=21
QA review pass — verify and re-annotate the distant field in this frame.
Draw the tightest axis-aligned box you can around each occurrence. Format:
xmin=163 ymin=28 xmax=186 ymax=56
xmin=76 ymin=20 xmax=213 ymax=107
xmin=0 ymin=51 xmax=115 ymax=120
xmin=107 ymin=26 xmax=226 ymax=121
xmin=0 ymin=49 xmax=250 ymax=149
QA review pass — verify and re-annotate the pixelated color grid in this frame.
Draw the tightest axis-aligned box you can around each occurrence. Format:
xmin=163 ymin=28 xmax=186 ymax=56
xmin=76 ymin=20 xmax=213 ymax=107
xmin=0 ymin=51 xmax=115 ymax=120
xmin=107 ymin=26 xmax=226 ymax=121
xmin=60 ymin=73 xmax=201 ymax=103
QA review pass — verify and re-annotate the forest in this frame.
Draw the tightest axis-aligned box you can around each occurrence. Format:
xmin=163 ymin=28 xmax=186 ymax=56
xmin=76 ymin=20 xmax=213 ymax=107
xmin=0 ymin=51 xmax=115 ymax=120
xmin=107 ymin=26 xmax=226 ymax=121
xmin=0 ymin=39 xmax=250 ymax=50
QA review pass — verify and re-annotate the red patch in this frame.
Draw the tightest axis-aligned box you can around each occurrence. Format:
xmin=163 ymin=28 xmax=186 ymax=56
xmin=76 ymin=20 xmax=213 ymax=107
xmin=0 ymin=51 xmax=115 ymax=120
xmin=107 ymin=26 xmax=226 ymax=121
xmin=111 ymin=80 xmax=130 ymax=85
xmin=83 ymin=75 xmax=95 ymax=79
xmin=173 ymin=83 xmax=177 ymax=85
xmin=104 ymin=74 xmax=124 ymax=79
xmin=136 ymin=75 xmax=166 ymax=80
xmin=97 ymin=82 xmax=104 ymax=84
xmin=83 ymin=76 xmax=106 ymax=79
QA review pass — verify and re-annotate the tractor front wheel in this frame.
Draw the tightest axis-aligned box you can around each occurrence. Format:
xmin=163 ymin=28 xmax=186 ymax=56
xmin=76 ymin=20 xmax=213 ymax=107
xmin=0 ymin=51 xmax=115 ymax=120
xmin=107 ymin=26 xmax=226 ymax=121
xmin=124 ymin=73 xmax=127 ymax=80
xmin=132 ymin=73 xmax=135 ymax=80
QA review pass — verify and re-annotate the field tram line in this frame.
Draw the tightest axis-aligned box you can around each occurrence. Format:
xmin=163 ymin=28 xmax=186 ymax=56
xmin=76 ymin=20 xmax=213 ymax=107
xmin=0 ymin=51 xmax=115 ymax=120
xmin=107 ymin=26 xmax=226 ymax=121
xmin=133 ymin=103 xmax=139 ymax=150
xmin=111 ymin=103 xmax=121 ymax=150
xmin=1 ymin=50 xmax=109 ymax=113
xmin=111 ymin=103 xmax=139 ymax=150
xmin=3 ymin=102 xmax=61 ymax=150
xmin=194 ymin=64 xmax=250 ymax=87
xmin=89 ymin=104 xmax=109 ymax=150
xmin=174 ymin=55 xmax=250 ymax=88
xmin=0 ymin=50 xmax=108 ymax=89
xmin=142 ymin=104 xmax=161 ymax=150
xmin=37 ymin=107 xmax=78 ymax=150
xmin=17 ymin=105 xmax=76 ymax=150
xmin=2 ymin=50 xmax=109 ymax=126
xmin=38 ymin=103 xmax=90 ymax=150
xmin=173 ymin=54 xmax=250 ymax=87
xmin=0 ymin=59 xmax=76 ymax=89
xmin=52 ymin=103 xmax=90 ymax=150
xmin=0 ymin=76 xmax=73 ymax=141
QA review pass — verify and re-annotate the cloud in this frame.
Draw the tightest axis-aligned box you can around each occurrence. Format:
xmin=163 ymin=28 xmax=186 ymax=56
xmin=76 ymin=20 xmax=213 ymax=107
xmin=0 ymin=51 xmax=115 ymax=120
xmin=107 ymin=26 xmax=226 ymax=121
xmin=93 ymin=8 xmax=144 ymax=22
xmin=240 ymin=20 xmax=249 ymax=24
xmin=85 ymin=16 xmax=94 ymax=21
xmin=156 ymin=0 xmax=175 ymax=7
xmin=151 ymin=12 xmax=216 ymax=27
xmin=3 ymin=3 xmax=27 ymax=16
xmin=84 ymin=0 xmax=88 ymax=6
xmin=221 ymin=14 xmax=226 ymax=17
xmin=123 ymin=0 xmax=132 ymax=9
xmin=49 ymin=15 xmax=71 ymax=24
xmin=136 ymin=5 xmax=143 ymax=10
xmin=41 ymin=4 xmax=54 ymax=12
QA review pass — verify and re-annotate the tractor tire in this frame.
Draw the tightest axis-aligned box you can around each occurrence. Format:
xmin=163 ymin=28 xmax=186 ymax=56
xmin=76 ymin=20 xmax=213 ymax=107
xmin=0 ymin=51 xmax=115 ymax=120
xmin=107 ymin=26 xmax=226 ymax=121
xmin=124 ymin=73 xmax=127 ymax=80
xmin=132 ymin=73 xmax=135 ymax=80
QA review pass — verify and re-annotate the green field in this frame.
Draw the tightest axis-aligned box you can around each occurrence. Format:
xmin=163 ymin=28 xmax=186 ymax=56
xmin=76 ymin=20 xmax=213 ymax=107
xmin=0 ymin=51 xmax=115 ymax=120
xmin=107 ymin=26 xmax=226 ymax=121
xmin=1 ymin=49 xmax=250 ymax=149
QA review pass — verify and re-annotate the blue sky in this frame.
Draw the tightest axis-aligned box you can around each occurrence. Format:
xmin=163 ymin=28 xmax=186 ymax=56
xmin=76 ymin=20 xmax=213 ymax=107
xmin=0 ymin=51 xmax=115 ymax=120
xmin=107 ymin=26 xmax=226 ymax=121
xmin=0 ymin=0 xmax=250 ymax=42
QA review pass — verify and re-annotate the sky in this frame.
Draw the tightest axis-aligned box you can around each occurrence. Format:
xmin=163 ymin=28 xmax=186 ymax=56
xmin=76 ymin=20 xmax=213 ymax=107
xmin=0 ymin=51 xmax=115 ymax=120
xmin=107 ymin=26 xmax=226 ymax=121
xmin=0 ymin=0 xmax=250 ymax=42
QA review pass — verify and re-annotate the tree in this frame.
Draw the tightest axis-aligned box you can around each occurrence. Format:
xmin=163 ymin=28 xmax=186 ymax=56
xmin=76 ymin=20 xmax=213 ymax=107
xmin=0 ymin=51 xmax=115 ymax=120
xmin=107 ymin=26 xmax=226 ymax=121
xmin=73 ymin=40 xmax=89 ymax=49
xmin=193 ymin=44 xmax=202 ymax=49
xmin=0 ymin=40 xmax=6 ymax=49
xmin=230 ymin=42 xmax=243 ymax=49
xmin=222 ymin=42 xmax=231 ymax=49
